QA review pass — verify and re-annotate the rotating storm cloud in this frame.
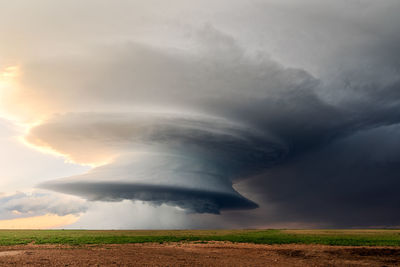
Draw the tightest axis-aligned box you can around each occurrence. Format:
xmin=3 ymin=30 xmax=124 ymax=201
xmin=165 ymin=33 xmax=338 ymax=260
xmin=35 ymin=112 xmax=286 ymax=214
xmin=1 ymin=0 xmax=400 ymax=228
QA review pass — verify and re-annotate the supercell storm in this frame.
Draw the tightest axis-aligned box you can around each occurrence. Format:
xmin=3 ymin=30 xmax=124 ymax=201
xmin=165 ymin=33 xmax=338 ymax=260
xmin=2 ymin=1 xmax=400 ymax=227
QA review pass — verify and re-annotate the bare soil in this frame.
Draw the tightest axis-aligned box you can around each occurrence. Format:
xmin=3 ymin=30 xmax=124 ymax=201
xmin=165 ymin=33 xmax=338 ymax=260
xmin=0 ymin=242 xmax=399 ymax=266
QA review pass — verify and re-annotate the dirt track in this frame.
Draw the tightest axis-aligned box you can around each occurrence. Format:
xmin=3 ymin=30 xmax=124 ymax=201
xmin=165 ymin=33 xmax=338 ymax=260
xmin=0 ymin=242 xmax=399 ymax=266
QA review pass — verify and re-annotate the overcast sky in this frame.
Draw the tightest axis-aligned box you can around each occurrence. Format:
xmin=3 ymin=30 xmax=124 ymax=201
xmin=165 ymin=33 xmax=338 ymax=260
xmin=0 ymin=0 xmax=400 ymax=229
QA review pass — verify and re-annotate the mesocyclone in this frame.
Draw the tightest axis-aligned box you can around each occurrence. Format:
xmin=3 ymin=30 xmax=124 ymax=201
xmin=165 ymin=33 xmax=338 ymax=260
xmin=36 ymin=111 xmax=287 ymax=214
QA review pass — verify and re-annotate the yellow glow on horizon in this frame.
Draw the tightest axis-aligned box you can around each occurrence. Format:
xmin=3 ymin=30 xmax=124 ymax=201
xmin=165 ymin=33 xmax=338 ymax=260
xmin=0 ymin=65 xmax=53 ymax=124
xmin=0 ymin=214 xmax=80 ymax=229
xmin=1 ymin=66 xmax=19 ymax=78
xmin=0 ymin=65 xmax=22 ymax=122
xmin=0 ymin=66 xmax=19 ymax=97
xmin=0 ymin=65 xmax=105 ymax=167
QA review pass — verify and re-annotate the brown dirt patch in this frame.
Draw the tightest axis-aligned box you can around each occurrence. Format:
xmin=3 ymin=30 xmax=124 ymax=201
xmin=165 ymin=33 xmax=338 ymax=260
xmin=0 ymin=242 xmax=399 ymax=266
xmin=0 ymin=250 xmax=23 ymax=257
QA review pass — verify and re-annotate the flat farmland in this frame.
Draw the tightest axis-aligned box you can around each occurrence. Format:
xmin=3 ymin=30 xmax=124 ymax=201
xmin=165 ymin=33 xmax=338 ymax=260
xmin=0 ymin=229 xmax=399 ymax=266
xmin=0 ymin=229 xmax=400 ymax=246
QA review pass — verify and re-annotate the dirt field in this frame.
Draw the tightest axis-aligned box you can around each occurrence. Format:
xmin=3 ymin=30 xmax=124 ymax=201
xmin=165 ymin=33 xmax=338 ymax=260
xmin=0 ymin=242 xmax=399 ymax=266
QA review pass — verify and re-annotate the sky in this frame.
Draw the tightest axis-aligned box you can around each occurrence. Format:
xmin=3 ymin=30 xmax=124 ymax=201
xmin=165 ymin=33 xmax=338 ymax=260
xmin=0 ymin=0 xmax=400 ymax=229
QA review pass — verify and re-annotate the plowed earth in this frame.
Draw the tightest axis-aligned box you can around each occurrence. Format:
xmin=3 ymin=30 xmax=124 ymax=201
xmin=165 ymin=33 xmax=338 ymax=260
xmin=0 ymin=242 xmax=399 ymax=266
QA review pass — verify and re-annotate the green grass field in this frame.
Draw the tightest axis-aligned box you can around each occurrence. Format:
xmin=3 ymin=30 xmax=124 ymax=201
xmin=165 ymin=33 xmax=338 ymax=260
xmin=0 ymin=229 xmax=400 ymax=246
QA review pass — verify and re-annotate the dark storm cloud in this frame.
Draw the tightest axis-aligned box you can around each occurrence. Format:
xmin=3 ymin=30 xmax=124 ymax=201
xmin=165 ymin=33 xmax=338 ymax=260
xmin=34 ymin=23 xmax=400 ymax=222
xmin=19 ymin=1 xmax=400 ymax=226
xmin=40 ymin=182 xmax=258 ymax=214
xmin=233 ymin=124 xmax=400 ymax=227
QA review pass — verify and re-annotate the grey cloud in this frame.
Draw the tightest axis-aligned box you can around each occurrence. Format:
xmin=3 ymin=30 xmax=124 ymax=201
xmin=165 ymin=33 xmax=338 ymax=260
xmin=35 ymin=112 xmax=284 ymax=213
xmin=40 ymin=182 xmax=257 ymax=214
xmin=28 ymin=112 xmax=286 ymax=171
xmin=16 ymin=26 xmax=324 ymax=117
xmin=0 ymin=191 xmax=87 ymax=219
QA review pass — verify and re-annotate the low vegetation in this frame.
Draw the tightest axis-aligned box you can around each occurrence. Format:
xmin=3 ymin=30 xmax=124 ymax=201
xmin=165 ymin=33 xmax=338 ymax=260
xmin=0 ymin=229 xmax=399 ymax=246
